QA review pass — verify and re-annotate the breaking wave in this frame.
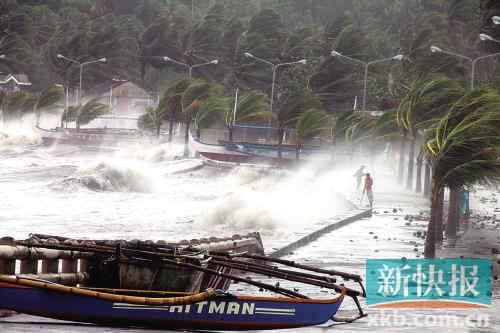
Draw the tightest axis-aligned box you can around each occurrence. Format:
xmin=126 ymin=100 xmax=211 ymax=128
xmin=58 ymin=161 xmax=153 ymax=192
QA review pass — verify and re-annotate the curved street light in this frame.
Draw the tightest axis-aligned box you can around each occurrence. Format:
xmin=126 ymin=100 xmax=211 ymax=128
xmin=331 ymin=50 xmax=404 ymax=110
xmin=163 ymin=56 xmax=218 ymax=79
xmin=429 ymin=45 xmax=500 ymax=89
xmin=244 ymin=52 xmax=307 ymax=113
xmin=479 ymin=33 xmax=500 ymax=44
xmin=57 ymin=54 xmax=106 ymax=104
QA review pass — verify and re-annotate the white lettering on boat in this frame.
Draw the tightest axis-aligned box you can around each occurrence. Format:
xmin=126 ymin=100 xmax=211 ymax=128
xmin=226 ymin=302 xmax=240 ymax=315
xmin=112 ymin=301 xmax=288 ymax=316
xmin=196 ymin=301 xmax=208 ymax=313
xmin=242 ymin=302 xmax=255 ymax=315
xmin=169 ymin=305 xmax=183 ymax=313
xmin=208 ymin=301 xmax=226 ymax=314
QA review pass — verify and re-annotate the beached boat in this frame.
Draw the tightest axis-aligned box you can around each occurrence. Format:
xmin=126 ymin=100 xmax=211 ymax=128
xmin=190 ymin=125 xmax=332 ymax=166
xmin=0 ymin=233 xmax=265 ymax=293
xmin=35 ymin=125 xmax=148 ymax=146
xmin=0 ymin=274 xmax=344 ymax=330
xmin=0 ymin=232 xmax=367 ymax=330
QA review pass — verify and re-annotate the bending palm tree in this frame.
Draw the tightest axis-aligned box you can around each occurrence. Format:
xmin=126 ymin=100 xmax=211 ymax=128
xmin=423 ymin=88 xmax=500 ymax=258
xmin=34 ymin=85 xmax=64 ymax=125
xmin=295 ymin=108 xmax=331 ymax=160
xmin=62 ymin=98 xmax=109 ymax=131
xmin=181 ymin=80 xmax=223 ymax=156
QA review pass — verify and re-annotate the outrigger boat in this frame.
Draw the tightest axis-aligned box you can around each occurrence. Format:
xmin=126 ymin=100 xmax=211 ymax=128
xmin=0 ymin=275 xmax=345 ymax=330
xmin=0 ymin=234 xmax=366 ymax=330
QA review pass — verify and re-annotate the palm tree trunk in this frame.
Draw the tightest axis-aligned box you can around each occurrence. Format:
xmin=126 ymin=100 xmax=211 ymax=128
xmin=296 ymin=142 xmax=301 ymax=160
xmin=156 ymin=121 xmax=160 ymax=138
xmin=445 ymin=189 xmax=460 ymax=238
xmin=228 ymin=127 xmax=233 ymax=142
xmin=406 ymin=137 xmax=415 ymax=190
xmin=425 ymin=181 xmax=443 ymax=258
xmin=398 ymin=132 xmax=407 ymax=184
xmin=436 ymin=187 xmax=444 ymax=241
xmin=277 ymin=128 xmax=284 ymax=159
xmin=184 ymin=118 xmax=191 ymax=157
xmin=168 ymin=116 xmax=175 ymax=142
xmin=415 ymin=153 xmax=423 ymax=193
xmin=423 ymin=158 xmax=431 ymax=198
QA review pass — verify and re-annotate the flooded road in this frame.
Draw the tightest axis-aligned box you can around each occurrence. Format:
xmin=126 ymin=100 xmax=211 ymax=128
xmin=0 ymin=129 xmax=498 ymax=332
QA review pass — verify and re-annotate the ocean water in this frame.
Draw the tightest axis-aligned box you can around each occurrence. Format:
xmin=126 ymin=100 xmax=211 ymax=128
xmin=0 ymin=125 xmax=498 ymax=332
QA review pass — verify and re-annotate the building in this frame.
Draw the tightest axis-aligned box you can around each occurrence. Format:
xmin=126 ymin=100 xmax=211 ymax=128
xmin=0 ymin=73 xmax=32 ymax=92
xmin=86 ymin=80 xmax=154 ymax=129
xmin=89 ymin=80 xmax=153 ymax=117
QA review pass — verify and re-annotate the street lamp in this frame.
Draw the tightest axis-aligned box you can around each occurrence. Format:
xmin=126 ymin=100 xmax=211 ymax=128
xmin=57 ymin=54 xmax=106 ymax=104
xmin=479 ymin=33 xmax=500 ymax=43
xmin=429 ymin=45 xmax=500 ymax=89
xmin=492 ymin=16 xmax=500 ymax=25
xmin=244 ymin=52 xmax=307 ymax=113
xmin=163 ymin=56 xmax=218 ymax=79
xmin=331 ymin=50 xmax=404 ymax=110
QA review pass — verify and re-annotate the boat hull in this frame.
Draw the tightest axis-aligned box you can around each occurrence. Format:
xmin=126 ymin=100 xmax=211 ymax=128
xmin=0 ymin=282 xmax=343 ymax=330
xmin=190 ymin=134 xmax=291 ymax=166
xmin=35 ymin=126 xmax=149 ymax=147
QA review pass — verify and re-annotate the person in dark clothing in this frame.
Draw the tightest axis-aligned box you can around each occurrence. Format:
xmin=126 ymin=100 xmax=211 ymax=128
xmin=353 ymin=165 xmax=365 ymax=190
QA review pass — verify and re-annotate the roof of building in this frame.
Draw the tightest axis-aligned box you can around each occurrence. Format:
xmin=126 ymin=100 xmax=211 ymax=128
xmin=0 ymin=73 xmax=32 ymax=85
xmin=88 ymin=80 xmax=149 ymax=99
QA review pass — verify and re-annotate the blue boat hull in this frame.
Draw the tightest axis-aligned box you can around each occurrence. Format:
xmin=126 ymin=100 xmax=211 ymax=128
xmin=0 ymin=282 xmax=343 ymax=330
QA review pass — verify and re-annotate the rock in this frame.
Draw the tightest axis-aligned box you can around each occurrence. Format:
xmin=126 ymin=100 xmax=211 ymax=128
xmin=374 ymin=235 xmax=378 ymax=239
xmin=392 ymin=208 xmax=397 ymax=213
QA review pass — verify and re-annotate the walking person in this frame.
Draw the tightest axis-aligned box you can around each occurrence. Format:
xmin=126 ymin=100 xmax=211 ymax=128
xmin=353 ymin=165 xmax=365 ymax=191
xmin=362 ymin=173 xmax=374 ymax=209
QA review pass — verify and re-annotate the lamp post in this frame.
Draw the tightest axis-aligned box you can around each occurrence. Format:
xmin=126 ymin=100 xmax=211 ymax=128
xmin=163 ymin=56 xmax=218 ymax=79
xmin=479 ymin=33 xmax=500 ymax=44
xmin=244 ymin=52 xmax=306 ymax=113
xmin=56 ymin=54 xmax=106 ymax=104
xmin=430 ymin=45 xmax=500 ymax=89
xmin=331 ymin=50 xmax=403 ymax=111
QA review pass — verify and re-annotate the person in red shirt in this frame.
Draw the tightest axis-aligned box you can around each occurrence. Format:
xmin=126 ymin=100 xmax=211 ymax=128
xmin=363 ymin=173 xmax=374 ymax=209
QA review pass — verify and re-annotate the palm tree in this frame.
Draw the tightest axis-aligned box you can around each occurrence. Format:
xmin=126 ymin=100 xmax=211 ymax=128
xmin=423 ymin=88 xmax=500 ymax=258
xmin=275 ymin=85 xmax=321 ymax=158
xmin=138 ymin=106 xmax=163 ymax=137
xmin=194 ymin=96 xmax=230 ymax=139
xmin=295 ymin=108 xmax=331 ymax=160
xmin=158 ymin=79 xmax=191 ymax=142
xmin=61 ymin=98 xmax=108 ymax=131
xmin=396 ymin=74 xmax=465 ymax=191
xmin=33 ymin=85 xmax=64 ymax=125
xmin=180 ymin=80 xmax=223 ymax=156
xmin=226 ymin=90 xmax=272 ymax=141
xmin=0 ymin=91 xmax=36 ymax=121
